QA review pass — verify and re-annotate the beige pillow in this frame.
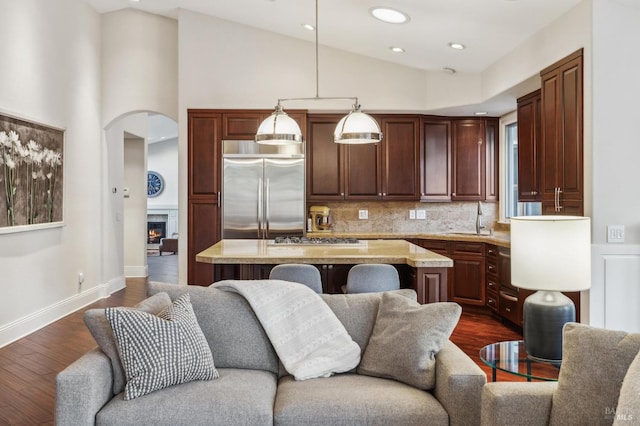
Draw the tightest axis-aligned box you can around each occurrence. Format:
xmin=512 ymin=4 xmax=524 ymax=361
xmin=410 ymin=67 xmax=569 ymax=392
xmin=550 ymin=323 xmax=640 ymax=426
xmin=613 ymin=349 xmax=640 ymax=426
xmin=357 ymin=292 xmax=461 ymax=390
xmin=84 ymin=292 xmax=172 ymax=395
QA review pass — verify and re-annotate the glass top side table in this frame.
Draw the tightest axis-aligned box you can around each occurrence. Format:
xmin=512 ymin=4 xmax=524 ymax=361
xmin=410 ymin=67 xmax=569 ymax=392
xmin=479 ymin=340 xmax=561 ymax=382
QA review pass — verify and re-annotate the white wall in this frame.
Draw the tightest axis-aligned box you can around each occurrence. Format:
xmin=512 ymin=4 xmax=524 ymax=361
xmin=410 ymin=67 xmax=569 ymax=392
xmin=0 ymin=0 xmax=102 ymax=346
xmin=147 ymin=138 xmax=179 ymax=209
xmin=123 ymin=133 xmax=147 ymax=278
xmin=101 ymin=9 xmax=179 ymax=126
xmin=589 ymin=0 xmax=640 ymax=332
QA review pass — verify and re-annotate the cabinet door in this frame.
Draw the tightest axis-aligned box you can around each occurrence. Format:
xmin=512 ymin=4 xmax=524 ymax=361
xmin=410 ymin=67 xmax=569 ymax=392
xmin=188 ymin=111 xmax=223 ymax=285
xmin=485 ymin=119 xmax=499 ymax=202
xmin=345 ymin=142 xmax=382 ymax=199
xmin=380 ymin=116 xmax=420 ymax=200
xmin=306 ymin=115 xmax=345 ymax=201
xmin=452 ymin=119 xmax=486 ymax=201
xmin=421 ymin=119 xmax=451 ymax=201
xmin=222 ymin=111 xmax=265 ymax=139
xmin=558 ymin=55 xmax=583 ymax=204
xmin=451 ymin=255 xmax=486 ymax=306
xmin=517 ymin=90 xmax=541 ymax=201
xmin=322 ymin=264 xmax=351 ymax=294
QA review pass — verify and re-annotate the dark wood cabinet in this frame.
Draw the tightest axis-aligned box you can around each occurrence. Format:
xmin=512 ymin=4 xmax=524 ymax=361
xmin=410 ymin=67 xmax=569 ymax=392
xmin=450 ymin=241 xmax=486 ymax=306
xmin=188 ymin=111 xmax=223 ymax=285
xmin=540 ymin=49 xmax=583 ymax=215
xmin=451 ymin=119 xmax=497 ymax=201
xmin=485 ymin=244 xmax=499 ymax=313
xmin=222 ymin=111 xmax=266 ymax=139
xmin=421 ymin=118 xmax=452 ymax=201
xmin=307 ymin=114 xmax=420 ymax=201
xmin=379 ymin=116 xmax=421 ymax=200
xmin=306 ymin=115 xmax=346 ymax=201
xmin=517 ymin=89 xmax=542 ymax=201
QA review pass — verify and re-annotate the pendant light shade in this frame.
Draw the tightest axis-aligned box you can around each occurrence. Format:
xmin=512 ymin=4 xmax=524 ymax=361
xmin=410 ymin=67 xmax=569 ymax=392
xmin=255 ymin=105 xmax=303 ymax=145
xmin=334 ymin=105 xmax=382 ymax=144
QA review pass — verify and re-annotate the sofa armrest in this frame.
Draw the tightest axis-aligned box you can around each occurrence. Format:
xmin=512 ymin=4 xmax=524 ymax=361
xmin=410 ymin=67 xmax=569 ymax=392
xmin=434 ymin=341 xmax=487 ymax=426
xmin=56 ymin=348 xmax=113 ymax=426
xmin=481 ymin=382 xmax=557 ymax=426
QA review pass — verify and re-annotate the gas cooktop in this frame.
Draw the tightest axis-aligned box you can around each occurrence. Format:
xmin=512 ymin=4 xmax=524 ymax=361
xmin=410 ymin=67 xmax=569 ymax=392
xmin=270 ymin=236 xmax=361 ymax=246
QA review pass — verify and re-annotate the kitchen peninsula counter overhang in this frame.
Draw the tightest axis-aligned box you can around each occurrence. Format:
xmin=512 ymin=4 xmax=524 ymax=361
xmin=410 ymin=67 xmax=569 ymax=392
xmin=197 ymin=239 xmax=452 ymax=304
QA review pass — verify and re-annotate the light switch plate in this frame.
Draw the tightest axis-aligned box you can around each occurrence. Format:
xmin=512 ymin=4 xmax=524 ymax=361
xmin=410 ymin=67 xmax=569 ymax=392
xmin=409 ymin=210 xmax=416 ymax=220
xmin=416 ymin=210 xmax=426 ymax=220
xmin=358 ymin=210 xmax=368 ymax=220
xmin=607 ymin=225 xmax=625 ymax=243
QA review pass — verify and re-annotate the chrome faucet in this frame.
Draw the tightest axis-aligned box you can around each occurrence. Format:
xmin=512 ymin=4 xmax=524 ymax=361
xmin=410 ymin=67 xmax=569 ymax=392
xmin=476 ymin=201 xmax=485 ymax=235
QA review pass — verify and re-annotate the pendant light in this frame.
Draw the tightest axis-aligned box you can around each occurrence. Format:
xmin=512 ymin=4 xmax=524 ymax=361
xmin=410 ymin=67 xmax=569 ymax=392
xmin=255 ymin=0 xmax=382 ymax=145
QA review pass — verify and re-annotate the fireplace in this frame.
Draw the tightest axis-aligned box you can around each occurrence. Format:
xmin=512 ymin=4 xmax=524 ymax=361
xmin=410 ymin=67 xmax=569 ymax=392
xmin=148 ymin=222 xmax=166 ymax=244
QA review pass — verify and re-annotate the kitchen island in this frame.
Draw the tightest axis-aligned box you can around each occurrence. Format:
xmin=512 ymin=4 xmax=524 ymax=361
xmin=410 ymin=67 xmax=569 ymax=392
xmin=196 ymin=239 xmax=453 ymax=304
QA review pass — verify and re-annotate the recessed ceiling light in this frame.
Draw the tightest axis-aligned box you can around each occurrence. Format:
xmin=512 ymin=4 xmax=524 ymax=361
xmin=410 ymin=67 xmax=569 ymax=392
xmin=302 ymin=23 xmax=315 ymax=31
xmin=390 ymin=46 xmax=405 ymax=53
xmin=443 ymin=67 xmax=457 ymax=74
xmin=475 ymin=111 xmax=488 ymax=116
xmin=130 ymin=0 xmax=140 ymax=3
xmin=369 ymin=7 xmax=410 ymax=24
xmin=448 ymin=42 xmax=466 ymax=50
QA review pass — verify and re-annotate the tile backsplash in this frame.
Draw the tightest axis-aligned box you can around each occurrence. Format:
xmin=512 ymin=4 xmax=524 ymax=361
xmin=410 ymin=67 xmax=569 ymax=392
xmin=310 ymin=201 xmax=502 ymax=234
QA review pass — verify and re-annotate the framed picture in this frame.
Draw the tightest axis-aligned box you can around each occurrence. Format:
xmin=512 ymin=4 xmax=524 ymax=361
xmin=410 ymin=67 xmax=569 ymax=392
xmin=0 ymin=110 xmax=64 ymax=233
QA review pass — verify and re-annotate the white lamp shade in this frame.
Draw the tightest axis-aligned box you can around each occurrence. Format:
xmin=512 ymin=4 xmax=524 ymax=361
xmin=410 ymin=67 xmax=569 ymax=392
xmin=334 ymin=108 xmax=382 ymax=144
xmin=255 ymin=109 xmax=303 ymax=145
xmin=511 ymin=216 xmax=591 ymax=292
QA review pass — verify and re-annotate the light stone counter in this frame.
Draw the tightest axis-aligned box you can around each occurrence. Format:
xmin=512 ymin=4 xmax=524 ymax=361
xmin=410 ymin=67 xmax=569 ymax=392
xmin=196 ymin=239 xmax=453 ymax=268
xmin=305 ymin=231 xmax=511 ymax=248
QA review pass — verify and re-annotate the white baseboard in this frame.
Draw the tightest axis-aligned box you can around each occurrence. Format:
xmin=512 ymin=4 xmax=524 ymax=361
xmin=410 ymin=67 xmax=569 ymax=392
xmin=124 ymin=265 xmax=148 ymax=278
xmin=0 ymin=276 xmax=125 ymax=348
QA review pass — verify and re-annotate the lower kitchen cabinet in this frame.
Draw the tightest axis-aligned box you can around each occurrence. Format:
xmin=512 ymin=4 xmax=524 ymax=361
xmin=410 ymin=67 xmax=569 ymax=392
xmin=449 ymin=242 xmax=486 ymax=307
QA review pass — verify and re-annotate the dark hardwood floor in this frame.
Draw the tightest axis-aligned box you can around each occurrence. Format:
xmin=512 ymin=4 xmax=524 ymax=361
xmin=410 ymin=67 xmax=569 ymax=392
xmin=0 ymin=279 xmax=524 ymax=425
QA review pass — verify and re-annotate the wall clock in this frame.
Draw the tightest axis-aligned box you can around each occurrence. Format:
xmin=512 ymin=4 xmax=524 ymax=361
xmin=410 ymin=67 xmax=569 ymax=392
xmin=147 ymin=171 xmax=164 ymax=198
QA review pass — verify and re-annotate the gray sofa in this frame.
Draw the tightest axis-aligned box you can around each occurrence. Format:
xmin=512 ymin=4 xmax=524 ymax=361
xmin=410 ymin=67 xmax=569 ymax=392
xmin=57 ymin=281 xmax=486 ymax=426
xmin=481 ymin=322 xmax=640 ymax=426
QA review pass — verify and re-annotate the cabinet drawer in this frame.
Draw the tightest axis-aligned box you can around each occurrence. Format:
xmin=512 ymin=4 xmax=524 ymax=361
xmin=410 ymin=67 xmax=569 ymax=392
xmin=487 ymin=278 xmax=499 ymax=293
xmin=499 ymin=291 xmax=520 ymax=324
xmin=485 ymin=244 xmax=498 ymax=259
xmin=418 ymin=239 xmax=449 ymax=256
xmin=487 ymin=292 xmax=499 ymax=312
xmin=452 ymin=242 xmax=484 ymax=256
xmin=486 ymin=262 xmax=498 ymax=276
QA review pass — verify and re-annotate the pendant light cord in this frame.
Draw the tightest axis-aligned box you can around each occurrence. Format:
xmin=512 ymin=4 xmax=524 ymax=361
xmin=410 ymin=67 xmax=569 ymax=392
xmin=315 ymin=0 xmax=319 ymax=99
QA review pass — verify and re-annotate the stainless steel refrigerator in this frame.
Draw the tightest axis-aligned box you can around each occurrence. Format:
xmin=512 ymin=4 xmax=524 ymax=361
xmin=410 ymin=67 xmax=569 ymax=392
xmin=222 ymin=141 xmax=305 ymax=239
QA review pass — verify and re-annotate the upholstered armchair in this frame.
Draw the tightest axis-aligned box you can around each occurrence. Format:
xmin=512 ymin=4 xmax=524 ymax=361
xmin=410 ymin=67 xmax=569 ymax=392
xmin=159 ymin=237 xmax=178 ymax=255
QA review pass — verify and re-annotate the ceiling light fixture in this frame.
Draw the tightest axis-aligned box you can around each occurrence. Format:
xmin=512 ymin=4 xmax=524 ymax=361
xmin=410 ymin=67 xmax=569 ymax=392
xmin=448 ymin=42 xmax=466 ymax=50
xmin=390 ymin=46 xmax=405 ymax=53
xmin=443 ymin=67 xmax=457 ymax=74
xmin=302 ymin=23 xmax=315 ymax=31
xmin=369 ymin=7 xmax=410 ymax=24
xmin=256 ymin=0 xmax=382 ymax=145
xmin=474 ymin=111 xmax=488 ymax=116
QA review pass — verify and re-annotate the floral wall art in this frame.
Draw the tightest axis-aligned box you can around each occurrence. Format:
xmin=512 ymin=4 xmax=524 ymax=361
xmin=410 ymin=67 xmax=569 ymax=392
xmin=0 ymin=112 xmax=64 ymax=232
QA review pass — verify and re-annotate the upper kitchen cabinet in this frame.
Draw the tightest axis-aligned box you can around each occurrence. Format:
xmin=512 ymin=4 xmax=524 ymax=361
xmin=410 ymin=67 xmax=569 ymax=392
xmin=222 ymin=110 xmax=307 ymax=141
xmin=307 ymin=114 xmax=420 ymax=201
xmin=517 ymin=89 xmax=542 ymax=202
xmin=451 ymin=118 xmax=498 ymax=201
xmin=539 ymin=49 xmax=584 ymax=215
xmin=375 ymin=115 xmax=421 ymax=200
xmin=306 ymin=114 xmax=346 ymax=201
xmin=421 ymin=118 xmax=452 ymax=201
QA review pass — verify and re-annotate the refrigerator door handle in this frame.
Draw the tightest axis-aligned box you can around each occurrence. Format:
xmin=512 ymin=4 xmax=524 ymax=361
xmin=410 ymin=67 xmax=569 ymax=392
xmin=258 ymin=177 xmax=263 ymax=238
xmin=265 ymin=178 xmax=270 ymax=237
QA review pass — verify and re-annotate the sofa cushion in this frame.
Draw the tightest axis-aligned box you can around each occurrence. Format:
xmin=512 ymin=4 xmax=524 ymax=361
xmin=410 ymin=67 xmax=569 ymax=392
xmin=84 ymin=292 xmax=172 ymax=395
xmin=97 ymin=368 xmax=276 ymax=426
xmin=148 ymin=282 xmax=279 ymax=375
xmin=550 ymin=323 xmax=640 ymax=426
xmin=613 ymin=349 xmax=640 ymax=425
xmin=320 ymin=289 xmax=417 ymax=352
xmin=106 ymin=294 xmax=218 ymax=400
xmin=274 ymin=373 xmax=447 ymax=426
xmin=357 ymin=292 xmax=461 ymax=390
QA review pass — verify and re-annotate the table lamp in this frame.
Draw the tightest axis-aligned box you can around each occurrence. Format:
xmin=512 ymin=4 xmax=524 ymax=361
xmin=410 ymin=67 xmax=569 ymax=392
xmin=510 ymin=216 xmax=591 ymax=362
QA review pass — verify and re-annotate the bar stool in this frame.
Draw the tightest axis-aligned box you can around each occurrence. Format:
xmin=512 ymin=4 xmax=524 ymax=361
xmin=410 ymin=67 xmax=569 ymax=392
xmin=269 ymin=264 xmax=323 ymax=293
xmin=344 ymin=264 xmax=400 ymax=294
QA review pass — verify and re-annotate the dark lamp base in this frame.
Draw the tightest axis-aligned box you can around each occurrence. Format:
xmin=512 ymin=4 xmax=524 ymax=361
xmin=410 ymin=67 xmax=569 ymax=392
xmin=523 ymin=291 xmax=576 ymax=362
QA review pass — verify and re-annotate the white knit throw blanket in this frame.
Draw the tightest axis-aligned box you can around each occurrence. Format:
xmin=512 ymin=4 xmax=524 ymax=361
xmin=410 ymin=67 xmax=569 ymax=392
xmin=211 ymin=279 xmax=361 ymax=380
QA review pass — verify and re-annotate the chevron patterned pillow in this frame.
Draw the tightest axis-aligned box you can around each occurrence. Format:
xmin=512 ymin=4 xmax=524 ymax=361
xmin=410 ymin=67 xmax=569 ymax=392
xmin=106 ymin=293 xmax=219 ymax=400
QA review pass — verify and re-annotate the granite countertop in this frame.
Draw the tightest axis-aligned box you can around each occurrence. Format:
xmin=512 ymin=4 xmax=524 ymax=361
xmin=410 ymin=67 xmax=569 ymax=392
xmin=196 ymin=239 xmax=453 ymax=268
xmin=305 ymin=231 xmax=511 ymax=248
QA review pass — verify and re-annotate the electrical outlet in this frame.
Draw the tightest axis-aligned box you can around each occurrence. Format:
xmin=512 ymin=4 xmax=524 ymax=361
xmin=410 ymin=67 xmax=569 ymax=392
xmin=409 ymin=210 xmax=416 ymax=220
xmin=416 ymin=210 xmax=426 ymax=220
xmin=358 ymin=210 xmax=368 ymax=220
xmin=607 ymin=225 xmax=625 ymax=243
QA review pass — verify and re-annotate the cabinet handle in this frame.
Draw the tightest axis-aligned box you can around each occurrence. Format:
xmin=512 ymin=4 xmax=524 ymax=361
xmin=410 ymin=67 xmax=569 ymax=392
xmin=488 ymin=265 xmax=496 ymax=273
xmin=531 ymin=190 xmax=538 ymax=196
xmin=500 ymin=291 xmax=518 ymax=302
xmin=452 ymin=193 xmax=456 ymax=197
xmin=217 ymin=191 xmax=221 ymax=207
xmin=505 ymin=307 xmax=511 ymax=312
xmin=478 ymin=140 xmax=483 ymax=145
xmin=488 ymin=249 xmax=496 ymax=256
xmin=328 ymin=265 xmax=333 ymax=270
xmin=341 ymin=192 xmax=344 ymax=196
xmin=378 ymin=193 xmax=382 ymax=196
